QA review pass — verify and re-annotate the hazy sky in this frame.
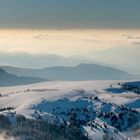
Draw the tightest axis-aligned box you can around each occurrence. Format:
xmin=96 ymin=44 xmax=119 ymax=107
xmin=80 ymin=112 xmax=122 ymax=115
xmin=0 ymin=0 xmax=140 ymax=71
xmin=0 ymin=29 xmax=140 ymax=57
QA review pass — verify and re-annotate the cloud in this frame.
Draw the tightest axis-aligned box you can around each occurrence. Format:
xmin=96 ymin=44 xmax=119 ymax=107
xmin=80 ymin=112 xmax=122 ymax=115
xmin=131 ymin=41 xmax=140 ymax=45
xmin=33 ymin=34 xmax=64 ymax=40
xmin=81 ymin=37 xmax=99 ymax=43
xmin=128 ymin=36 xmax=140 ymax=39
xmin=33 ymin=34 xmax=49 ymax=39
xmin=122 ymin=34 xmax=140 ymax=39
xmin=121 ymin=34 xmax=140 ymax=45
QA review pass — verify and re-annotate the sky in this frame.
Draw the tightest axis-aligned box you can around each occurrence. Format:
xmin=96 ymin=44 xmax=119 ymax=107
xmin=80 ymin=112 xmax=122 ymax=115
xmin=0 ymin=0 xmax=140 ymax=29
xmin=0 ymin=0 xmax=140 ymax=72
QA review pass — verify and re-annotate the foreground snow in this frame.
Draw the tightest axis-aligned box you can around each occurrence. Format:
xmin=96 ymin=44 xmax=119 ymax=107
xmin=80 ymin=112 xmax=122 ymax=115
xmin=0 ymin=81 xmax=140 ymax=140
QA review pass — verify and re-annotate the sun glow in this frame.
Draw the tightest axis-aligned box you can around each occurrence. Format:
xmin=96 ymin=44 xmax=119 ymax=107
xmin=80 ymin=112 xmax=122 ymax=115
xmin=0 ymin=29 xmax=140 ymax=57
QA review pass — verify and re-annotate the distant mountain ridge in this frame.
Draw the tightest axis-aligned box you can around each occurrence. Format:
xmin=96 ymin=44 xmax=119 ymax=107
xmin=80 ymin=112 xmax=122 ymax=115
xmin=1 ymin=64 xmax=139 ymax=81
xmin=0 ymin=53 xmax=92 ymax=68
xmin=92 ymin=46 xmax=140 ymax=75
xmin=0 ymin=69 xmax=47 ymax=86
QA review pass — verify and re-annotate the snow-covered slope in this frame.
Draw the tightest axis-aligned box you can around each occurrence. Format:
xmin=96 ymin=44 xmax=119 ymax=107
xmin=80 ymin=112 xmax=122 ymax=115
xmin=0 ymin=81 xmax=140 ymax=140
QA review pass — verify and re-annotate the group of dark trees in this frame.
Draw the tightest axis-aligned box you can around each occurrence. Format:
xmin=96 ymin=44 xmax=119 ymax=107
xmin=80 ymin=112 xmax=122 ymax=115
xmin=122 ymin=84 xmax=140 ymax=94
xmin=0 ymin=114 xmax=88 ymax=140
xmin=98 ymin=105 xmax=139 ymax=132
xmin=0 ymin=94 xmax=139 ymax=140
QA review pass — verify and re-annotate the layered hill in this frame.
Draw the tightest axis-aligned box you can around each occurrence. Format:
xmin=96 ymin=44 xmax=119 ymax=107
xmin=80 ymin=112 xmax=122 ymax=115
xmin=0 ymin=69 xmax=47 ymax=86
xmin=1 ymin=64 xmax=139 ymax=80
